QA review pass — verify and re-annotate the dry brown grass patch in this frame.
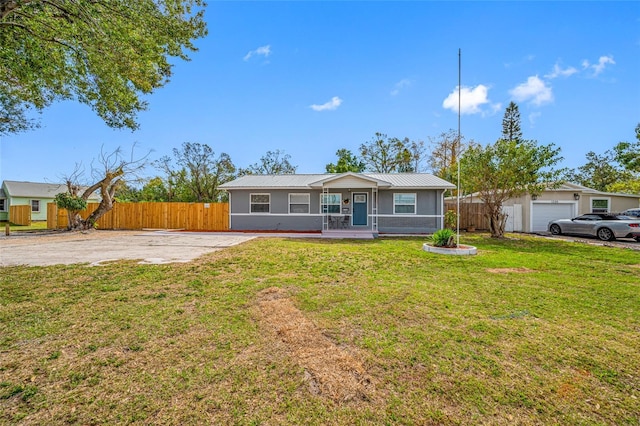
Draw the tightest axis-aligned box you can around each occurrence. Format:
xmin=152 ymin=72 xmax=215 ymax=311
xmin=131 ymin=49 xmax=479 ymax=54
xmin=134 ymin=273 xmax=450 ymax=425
xmin=255 ymin=287 xmax=375 ymax=403
xmin=486 ymin=267 xmax=535 ymax=274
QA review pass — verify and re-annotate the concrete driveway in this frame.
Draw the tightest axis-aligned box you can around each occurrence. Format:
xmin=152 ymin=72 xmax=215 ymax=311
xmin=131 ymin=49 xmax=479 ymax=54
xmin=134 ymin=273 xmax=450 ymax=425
xmin=0 ymin=230 xmax=255 ymax=267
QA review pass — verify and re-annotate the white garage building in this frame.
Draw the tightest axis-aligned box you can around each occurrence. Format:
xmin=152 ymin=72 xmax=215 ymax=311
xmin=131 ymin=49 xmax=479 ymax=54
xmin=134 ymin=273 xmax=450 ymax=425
xmin=457 ymin=183 xmax=640 ymax=233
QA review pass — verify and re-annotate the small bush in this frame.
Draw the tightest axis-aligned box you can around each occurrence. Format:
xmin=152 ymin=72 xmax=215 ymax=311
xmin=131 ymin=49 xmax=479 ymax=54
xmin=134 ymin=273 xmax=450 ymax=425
xmin=431 ymin=228 xmax=456 ymax=247
xmin=444 ymin=210 xmax=457 ymax=229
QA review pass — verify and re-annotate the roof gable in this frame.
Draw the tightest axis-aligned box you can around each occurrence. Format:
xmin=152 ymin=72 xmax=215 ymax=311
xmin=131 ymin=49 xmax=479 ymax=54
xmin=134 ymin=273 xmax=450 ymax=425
xmin=2 ymin=180 xmax=100 ymax=200
xmin=219 ymin=173 xmax=455 ymax=190
xmin=308 ymin=172 xmax=392 ymax=188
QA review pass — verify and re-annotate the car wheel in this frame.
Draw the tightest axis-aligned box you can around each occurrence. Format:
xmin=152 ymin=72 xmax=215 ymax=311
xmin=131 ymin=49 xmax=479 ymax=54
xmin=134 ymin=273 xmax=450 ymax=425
xmin=549 ymin=224 xmax=562 ymax=235
xmin=596 ymin=227 xmax=615 ymax=241
xmin=635 ymin=237 xmax=640 ymax=243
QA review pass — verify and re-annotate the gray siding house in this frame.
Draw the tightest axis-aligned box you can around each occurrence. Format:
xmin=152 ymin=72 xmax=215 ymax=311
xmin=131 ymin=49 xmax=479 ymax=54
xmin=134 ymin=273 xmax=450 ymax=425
xmin=219 ymin=172 xmax=456 ymax=235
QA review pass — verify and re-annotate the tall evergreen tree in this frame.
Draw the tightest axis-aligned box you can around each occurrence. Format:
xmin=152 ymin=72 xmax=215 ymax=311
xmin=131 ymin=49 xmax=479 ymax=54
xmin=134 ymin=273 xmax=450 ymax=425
xmin=501 ymin=101 xmax=523 ymax=142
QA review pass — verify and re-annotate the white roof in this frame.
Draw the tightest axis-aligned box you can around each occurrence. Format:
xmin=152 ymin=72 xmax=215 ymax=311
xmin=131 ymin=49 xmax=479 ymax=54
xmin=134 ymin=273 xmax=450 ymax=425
xmin=2 ymin=180 xmax=100 ymax=200
xmin=447 ymin=182 xmax=640 ymax=200
xmin=219 ymin=173 xmax=456 ymax=190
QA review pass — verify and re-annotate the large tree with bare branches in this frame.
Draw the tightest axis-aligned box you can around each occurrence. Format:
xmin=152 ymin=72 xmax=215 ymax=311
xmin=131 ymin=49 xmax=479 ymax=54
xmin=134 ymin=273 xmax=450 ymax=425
xmin=359 ymin=132 xmax=425 ymax=173
xmin=0 ymin=0 xmax=207 ymax=135
xmin=57 ymin=146 xmax=148 ymax=230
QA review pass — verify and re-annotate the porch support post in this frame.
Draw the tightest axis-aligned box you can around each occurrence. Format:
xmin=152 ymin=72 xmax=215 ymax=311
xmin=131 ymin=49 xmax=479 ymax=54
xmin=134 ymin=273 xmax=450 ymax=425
xmin=322 ymin=185 xmax=329 ymax=231
xmin=440 ymin=190 xmax=445 ymax=229
xmin=372 ymin=186 xmax=378 ymax=232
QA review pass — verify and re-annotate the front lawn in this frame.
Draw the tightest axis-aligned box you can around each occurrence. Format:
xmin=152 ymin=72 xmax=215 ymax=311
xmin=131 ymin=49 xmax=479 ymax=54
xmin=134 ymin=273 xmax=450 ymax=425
xmin=0 ymin=221 xmax=48 ymax=233
xmin=1 ymin=234 xmax=638 ymax=425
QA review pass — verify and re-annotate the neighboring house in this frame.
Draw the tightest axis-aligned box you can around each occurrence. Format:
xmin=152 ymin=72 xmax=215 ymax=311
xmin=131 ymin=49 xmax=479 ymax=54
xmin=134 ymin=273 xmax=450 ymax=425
xmin=0 ymin=187 xmax=6 ymax=221
xmin=451 ymin=182 xmax=640 ymax=233
xmin=0 ymin=180 xmax=100 ymax=222
xmin=219 ymin=172 xmax=456 ymax=235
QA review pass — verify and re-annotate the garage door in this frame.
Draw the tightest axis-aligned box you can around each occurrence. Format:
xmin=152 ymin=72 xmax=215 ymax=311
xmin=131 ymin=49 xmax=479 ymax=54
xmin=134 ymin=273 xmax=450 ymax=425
xmin=531 ymin=203 xmax=575 ymax=232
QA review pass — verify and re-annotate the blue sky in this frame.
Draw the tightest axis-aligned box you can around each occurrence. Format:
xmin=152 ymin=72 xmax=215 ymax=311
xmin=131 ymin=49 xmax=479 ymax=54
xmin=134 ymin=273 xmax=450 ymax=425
xmin=1 ymin=1 xmax=639 ymax=183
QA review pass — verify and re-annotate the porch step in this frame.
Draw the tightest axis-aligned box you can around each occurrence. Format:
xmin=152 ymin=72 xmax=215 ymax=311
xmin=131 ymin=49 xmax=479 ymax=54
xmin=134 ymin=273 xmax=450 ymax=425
xmin=321 ymin=230 xmax=377 ymax=239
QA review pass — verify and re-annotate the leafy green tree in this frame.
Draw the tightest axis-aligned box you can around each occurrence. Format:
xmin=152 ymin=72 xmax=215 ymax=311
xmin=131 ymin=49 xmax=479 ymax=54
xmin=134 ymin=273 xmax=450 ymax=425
xmin=139 ymin=177 xmax=170 ymax=202
xmin=567 ymin=150 xmax=630 ymax=192
xmin=156 ymin=142 xmax=235 ymax=202
xmin=568 ymin=123 xmax=640 ymax=195
xmin=239 ymin=150 xmax=297 ymax=175
xmin=115 ymin=177 xmax=170 ymax=202
xmin=325 ymin=149 xmax=365 ymax=173
xmin=501 ymin=101 xmax=523 ymax=142
xmin=359 ymin=133 xmax=423 ymax=173
xmin=54 ymin=192 xmax=87 ymax=230
xmin=607 ymin=179 xmax=640 ymax=195
xmin=0 ymin=0 xmax=207 ymax=135
xmin=613 ymin=123 xmax=640 ymax=173
xmin=460 ymin=139 xmax=565 ymax=238
xmin=114 ymin=182 xmax=142 ymax=202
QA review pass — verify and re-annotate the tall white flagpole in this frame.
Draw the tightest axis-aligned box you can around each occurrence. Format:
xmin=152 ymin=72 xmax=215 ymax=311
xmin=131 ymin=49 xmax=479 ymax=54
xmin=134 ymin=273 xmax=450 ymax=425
xmin=457 ymin=48 xmax=461 ymax=248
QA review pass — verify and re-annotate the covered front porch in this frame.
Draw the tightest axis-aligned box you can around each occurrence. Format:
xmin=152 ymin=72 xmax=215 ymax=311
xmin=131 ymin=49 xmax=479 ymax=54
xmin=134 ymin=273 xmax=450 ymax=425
xmin=310 ymin=173 xmax=389 ymax=238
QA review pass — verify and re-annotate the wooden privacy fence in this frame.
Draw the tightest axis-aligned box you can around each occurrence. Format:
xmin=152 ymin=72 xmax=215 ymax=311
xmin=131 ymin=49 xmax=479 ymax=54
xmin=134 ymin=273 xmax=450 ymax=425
xmin=48 ymin=202 xmax=229 ymax=231
xmin=9 ymin=205 xmax=31 ymax=226
xmin=444 ymin=202 xmax=489 ymax=231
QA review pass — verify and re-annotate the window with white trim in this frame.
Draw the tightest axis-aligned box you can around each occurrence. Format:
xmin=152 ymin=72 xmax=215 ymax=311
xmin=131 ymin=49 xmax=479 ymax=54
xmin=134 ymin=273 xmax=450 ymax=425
xmin=591 ymin=198 xmax=609 ymax=213
xmin=394 ymin=193 xmax=416 ymax=214
xmin=0 ymin=199 xmax=6 ymax=212
xmin=289 ymin=193 xmax=310 ymax=214
xmin=250 ymin=193 xmax=270 ymax=213
xmin=31 ymin=200 xmax=40 ymax=213
xmin=321 ymin=193 xmax=341 ymax=214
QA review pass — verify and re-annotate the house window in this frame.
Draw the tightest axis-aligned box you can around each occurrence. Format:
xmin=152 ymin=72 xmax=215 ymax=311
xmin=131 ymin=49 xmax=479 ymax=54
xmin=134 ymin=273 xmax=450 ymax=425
xmin=591 ymin=198 xmax=609 ymax=213
xmin=321 ymin=193 xmax=341 ymax=214
xmin=250 ymin=193 xmax=270 ymax=213
xmin=289 ymin=193 xmax=310 ymax=214
xmin=394 ymin=193 xmax=416 ymax=214
xmin=0 ymin=199 xmax=6 ymax=212
xmin=31 ymin=200 xmax=40 ymax=213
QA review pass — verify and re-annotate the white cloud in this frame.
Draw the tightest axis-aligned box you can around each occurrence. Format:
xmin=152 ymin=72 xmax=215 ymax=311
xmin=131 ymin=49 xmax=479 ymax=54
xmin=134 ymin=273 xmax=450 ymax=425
xmin=243 ymin=45 xmax=272 ymax=61
xmin=545 ymin=63 xmax=578 ymax=79
xmin=582 ymin=55 xmax=615 ymax=76
xmin=528 ymin=111 xmax=542 ymax=128
xmin=509 ymin=76 xmax=553 ymax=106
xmin=310 ymin=96 xmax=343 ymax=112
xmin=390 ymin=78 xmax=413 ymax=96
xmin=442 ymin=84 xmax=493 ymax=115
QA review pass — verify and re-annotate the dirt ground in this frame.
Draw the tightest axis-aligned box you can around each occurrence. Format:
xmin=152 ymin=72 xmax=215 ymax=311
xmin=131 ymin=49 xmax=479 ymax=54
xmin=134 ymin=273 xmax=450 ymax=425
xmin=0 ymin=230 xmax=255 ymax=267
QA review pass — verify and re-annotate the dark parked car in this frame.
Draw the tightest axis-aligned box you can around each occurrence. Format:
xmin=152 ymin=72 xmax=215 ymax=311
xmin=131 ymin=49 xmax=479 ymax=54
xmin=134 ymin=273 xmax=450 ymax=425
xmin=622 ymin=208 xmax=640 ymax=218
xmin=548 ymin=213 xmax=640 ymax=242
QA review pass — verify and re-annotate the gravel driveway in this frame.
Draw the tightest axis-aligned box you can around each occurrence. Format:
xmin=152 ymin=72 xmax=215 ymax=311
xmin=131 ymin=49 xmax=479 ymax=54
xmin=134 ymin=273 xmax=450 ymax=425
xmin=0 ymin=230 xmax=255 ymax=267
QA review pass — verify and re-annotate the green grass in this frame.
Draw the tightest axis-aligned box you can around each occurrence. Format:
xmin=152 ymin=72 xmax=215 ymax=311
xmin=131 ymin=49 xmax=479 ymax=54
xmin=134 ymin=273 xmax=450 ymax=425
xmin=1 ymin=234 xmax=639 ymax=425
xmin=0 ymin=221 xmax=48 ymax=233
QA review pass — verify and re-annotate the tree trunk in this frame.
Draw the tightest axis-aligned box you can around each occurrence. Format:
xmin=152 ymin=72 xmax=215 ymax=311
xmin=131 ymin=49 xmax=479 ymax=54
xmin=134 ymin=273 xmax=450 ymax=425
xmin=486 ymin=205 xmax=507 ymax=238
xmin=67 ymin=211 xmax=87 ymax=231
xmin=66 ymin=170 xmax=123 ymax=231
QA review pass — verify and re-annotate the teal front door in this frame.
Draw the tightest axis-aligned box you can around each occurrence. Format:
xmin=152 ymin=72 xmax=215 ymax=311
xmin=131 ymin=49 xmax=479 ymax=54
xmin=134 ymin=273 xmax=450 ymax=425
xmin=352 ymin=193 xmax=367 ymax=226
